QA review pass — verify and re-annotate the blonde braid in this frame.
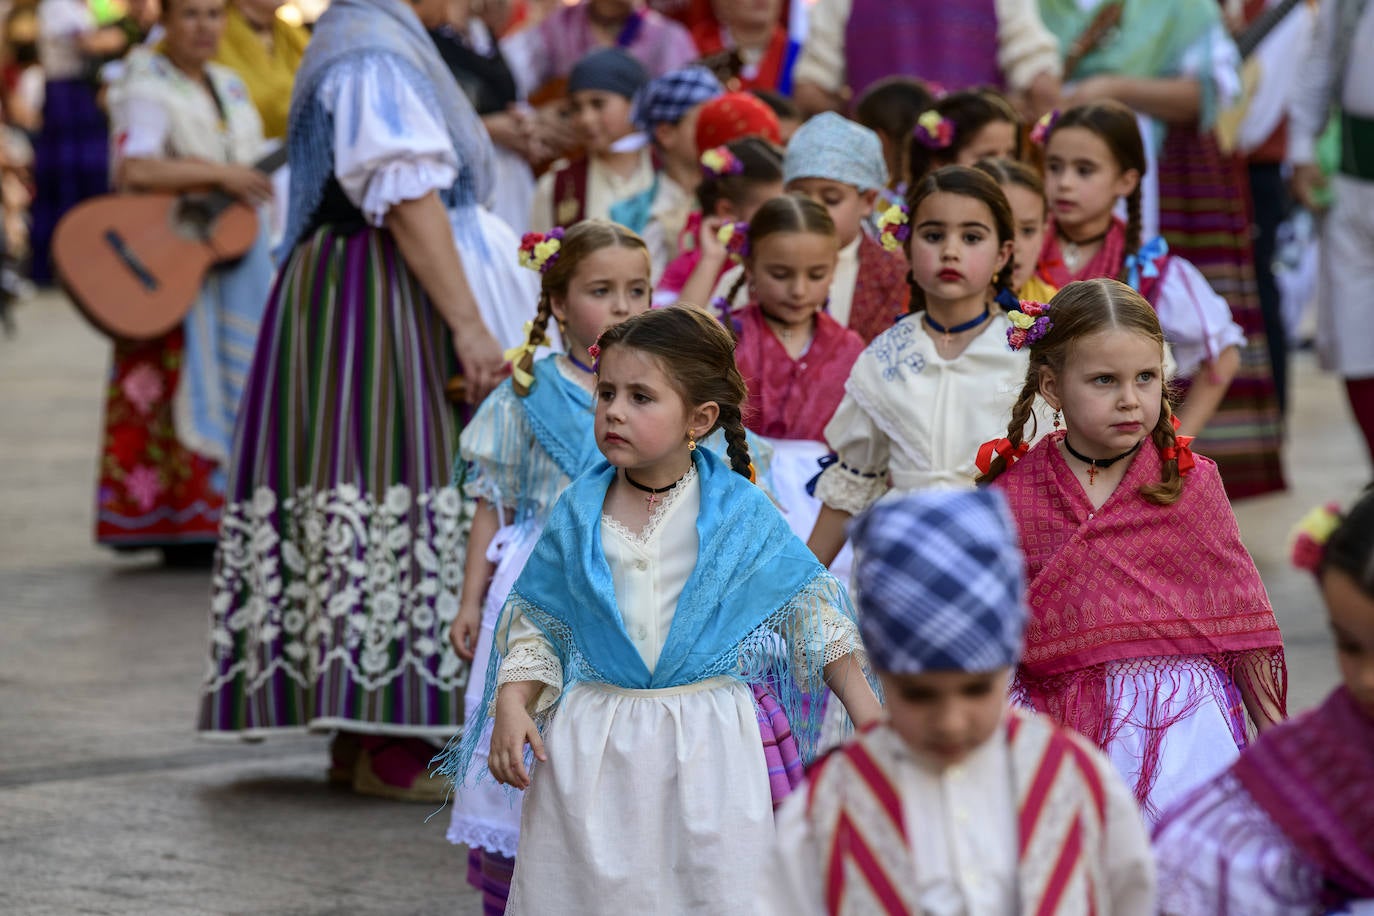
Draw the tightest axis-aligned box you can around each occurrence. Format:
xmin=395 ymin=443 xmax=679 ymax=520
xmin=513 ymin=292 xmax=553 ymax=398
xmin=975 ymin=376 xmax=1041 ymax=485
xmin=1139 ymin=394 xmax=1184 ymax=505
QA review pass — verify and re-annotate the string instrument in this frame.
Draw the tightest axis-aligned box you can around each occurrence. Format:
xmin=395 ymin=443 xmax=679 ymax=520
xmin=1215 ymin=0 xmax=1307 ymax=153
xmin=52 ymin=146 xmax=287 ymax=342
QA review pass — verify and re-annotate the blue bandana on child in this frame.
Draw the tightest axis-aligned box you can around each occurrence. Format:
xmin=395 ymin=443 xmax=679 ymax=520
xmin=633 ymin=65 xmax=724 ymax=130
xmin=568 ymin=47 xmax=650 ymax=99
xmin=782 ymin=111 xmax=889 ymax=192
xmin=849 ymin=489 xmax=1027 ymax=674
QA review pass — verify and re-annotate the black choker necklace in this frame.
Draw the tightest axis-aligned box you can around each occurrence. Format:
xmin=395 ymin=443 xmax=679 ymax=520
xmin=1062 ymin=435 xmax=1142 ymax=486
xmin=1057 ymin=225 xmax=1111 ymax=272
xmin=924 ymin=308 xmax=991 ymax=347
xmin=623 ymin=468 xmax=685 ymax=509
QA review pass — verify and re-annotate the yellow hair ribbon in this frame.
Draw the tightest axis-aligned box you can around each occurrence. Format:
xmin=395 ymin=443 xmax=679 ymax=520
xmin=503 ymin=321 xmax=538 ymax=389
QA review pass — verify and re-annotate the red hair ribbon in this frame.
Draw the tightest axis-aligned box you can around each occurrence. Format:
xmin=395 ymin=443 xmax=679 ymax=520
xmin=1162 ymin=415 xmax=1196 ymax=476
xmin=976 ymin=438 xmax=1029 ymax=474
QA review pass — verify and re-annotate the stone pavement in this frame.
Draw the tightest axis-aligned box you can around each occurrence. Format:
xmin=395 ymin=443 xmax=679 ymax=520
xmin=1 ymin=292 xmax=1368 ymax=914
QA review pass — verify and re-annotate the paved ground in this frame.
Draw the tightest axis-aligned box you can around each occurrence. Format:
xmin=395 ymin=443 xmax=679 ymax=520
xmin=1 ymin=292 xmax=1368 ymax=914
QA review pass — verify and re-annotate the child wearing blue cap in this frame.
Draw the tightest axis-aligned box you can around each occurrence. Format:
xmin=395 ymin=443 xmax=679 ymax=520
xmin=758 ymin=489 xmax=1156 ymax=915
xmin=712 ymin=112 xmax=909 ymax=344
xmin=529 ymin=48 xmax=655 ymax=233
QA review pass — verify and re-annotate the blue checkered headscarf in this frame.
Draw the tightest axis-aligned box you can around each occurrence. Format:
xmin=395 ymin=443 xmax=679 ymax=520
xmin=849 ymin=489 xmax=1027 ymax=674
xmin=633 ymin=65 xmax=724 ymax=130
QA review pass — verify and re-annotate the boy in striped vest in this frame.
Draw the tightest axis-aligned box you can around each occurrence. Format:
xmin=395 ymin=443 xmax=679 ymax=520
xmin=758 ymin=489 xmax=1156 ymax=915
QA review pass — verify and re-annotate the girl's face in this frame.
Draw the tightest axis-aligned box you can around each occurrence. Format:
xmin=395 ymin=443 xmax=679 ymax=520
xmin=881 ymin=668 xmax=1010 ymax=769
xmin=786 ymin=177 xmax=873 ymax=248
xmin=1003 ymin=183 xmax=1048 ymax=292
xmin=1044 ymin=127 xmax=1140 ymax=233
xmin=551 ymin=246 xmax=651 ymax=361
xmin=746 ymin=231 xmax=838 ymax=328
xmin=595 ymin=347 xmax=715 ymax=474
xmin=1325 ymin=569 xmax=1374 ymax=717
xmin=907 ymin=191 xmax=1013 ymax=306
xmin=956 ymin=119 xmax=1018 ymax=166
xmin=1041 ymin=328 xmax=1164 ymax=458
xmin=569 ymin=90 xmax=636 ymax=155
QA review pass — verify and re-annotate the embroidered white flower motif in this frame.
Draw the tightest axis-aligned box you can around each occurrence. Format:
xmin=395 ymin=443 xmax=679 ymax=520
xmin=282 ymin=610 xmax=306 ymax=634
xmin=252 ymin=487 xmax=277 ymax=516
xmin=384 ymin=484 xmax=411 ymax=515
xmin=436 ymin=592 xmax=460 ymax=623
xmin=373 ymin=589 xmax=402 ymax=622
xmin=433 ymin=488 xmax=461 ymax=516
xmin=411 ymin=605 xmax=435 ymax=629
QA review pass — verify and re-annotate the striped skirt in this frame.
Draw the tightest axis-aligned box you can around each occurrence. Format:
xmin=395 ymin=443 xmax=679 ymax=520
xmin=199 ymin=226 xmax=471 ymax=737
xmin=1157 ymin=127 xmax=1286 ymax=499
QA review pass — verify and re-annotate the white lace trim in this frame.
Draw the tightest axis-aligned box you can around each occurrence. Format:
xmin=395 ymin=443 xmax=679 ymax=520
xmin=791 ymin=603 xmax=866 ymax=684
xmin=447 ymin=818 xmax=520 ymax=858
xmin=814 ymin=461 xmax=888 ymax=515
xmin=203 ymin=483 xmax=469 ymax=695
xmin=601 ymin=464 xmax=698 ymax=545
xmin=496 ymin=642 xmax=563 ymax=714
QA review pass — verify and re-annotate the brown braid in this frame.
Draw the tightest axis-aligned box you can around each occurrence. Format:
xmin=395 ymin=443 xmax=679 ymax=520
xmin=724 ymin=271 xmax=750 ymax=311
xmin=718 ymin=403 xmax=754 ymax=478
xmin=975 ymin=279 xmax=1180 ymax=500
xmin=515 ymin=219 xmax=650 ymax=398
xmin=594 ymin=307 xmax=756 ymax=481
xmin=513 ymin=291 xmax=554 ymax=397
xmin=1119 ymin=185 xmax=1143 ymax=284
xmin=1139 ymin=395 xmax=1183 ymax=505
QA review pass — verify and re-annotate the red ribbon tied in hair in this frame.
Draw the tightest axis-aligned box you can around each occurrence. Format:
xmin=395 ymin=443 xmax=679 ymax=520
xmin=1161 ymin=415 xmax=1196 ymax=476
xmin=975 ymin=437 xmax=1029 ymax=474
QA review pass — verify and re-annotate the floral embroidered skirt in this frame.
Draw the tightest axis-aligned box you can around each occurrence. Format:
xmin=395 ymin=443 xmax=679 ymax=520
xmin=199 ymin=226 xmax=471 ymax=737
xmin=96 ymin=330 xmax=223 ymax=548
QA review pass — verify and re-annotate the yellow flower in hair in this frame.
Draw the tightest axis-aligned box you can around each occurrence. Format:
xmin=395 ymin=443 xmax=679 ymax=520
xmin=717 ymin=222 xmax=736 ymax=246
xmin=534 ymin=239 xmax=560 ymax=268
xmin=1295 ymin=503 xmax=1342 ymax=546
xmin=1008 ymin=310 xmax=1036 ymax=330
xmin=876 ymin=204 xmax=910 ymax=252
xmin=917 ymin=110 xmax=943 ymax=133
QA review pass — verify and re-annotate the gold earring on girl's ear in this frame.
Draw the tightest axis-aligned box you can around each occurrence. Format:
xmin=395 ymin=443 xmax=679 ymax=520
xmin=1053 ymin=410 xmax=1061 ymax=431
xmin=687 ymin=431 xmax=697 ymax=452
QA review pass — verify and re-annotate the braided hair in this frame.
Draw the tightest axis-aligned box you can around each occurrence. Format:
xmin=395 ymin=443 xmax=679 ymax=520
xmin=976 ymin=279 xmax=1184 ymax=505
xmin=514 ymin=220 xmax=649 ymax=397
xmin=594 ymin=306 xmax=754 ymax=479
xmin=1045 ymin=101 xmax=1147 ymax=276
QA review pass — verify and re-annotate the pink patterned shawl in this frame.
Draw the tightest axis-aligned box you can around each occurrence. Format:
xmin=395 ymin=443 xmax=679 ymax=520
xmin=1037 ymin=217 xmax=1167 ymax=305
xmin=1233 ymin=687 xmax=1374 ymax=905
xmin=994 ymin=434 xmax=1287 ymax=801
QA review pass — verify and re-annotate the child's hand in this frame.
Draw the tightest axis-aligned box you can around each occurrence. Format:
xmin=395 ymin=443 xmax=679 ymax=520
xmin=489 ymin=690 xmax=547 ymax=789
xmin=448 ymin=601 xmax=483 ymax=661
xmin=697 ymin=216 xmax=729 ymax=265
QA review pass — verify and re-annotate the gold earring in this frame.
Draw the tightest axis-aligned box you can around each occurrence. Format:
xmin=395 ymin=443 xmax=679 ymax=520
xmin=687 ymin=431 xmax=697 ymax=452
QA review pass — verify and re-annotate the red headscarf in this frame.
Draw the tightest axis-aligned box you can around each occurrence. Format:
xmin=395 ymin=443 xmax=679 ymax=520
xmin=694 ymin=92 xmax=782 ymax=150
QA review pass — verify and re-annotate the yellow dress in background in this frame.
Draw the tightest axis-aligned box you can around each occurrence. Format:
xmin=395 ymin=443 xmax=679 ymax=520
xmin=213 ymin=4 xmax=309 ymax=140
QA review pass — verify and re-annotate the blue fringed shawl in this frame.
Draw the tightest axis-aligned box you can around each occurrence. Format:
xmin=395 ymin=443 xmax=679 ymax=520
xmin=436 ymin=447 xmax=858 ymax=787
xmin=282 ymin=0 xmax=494 ymax=253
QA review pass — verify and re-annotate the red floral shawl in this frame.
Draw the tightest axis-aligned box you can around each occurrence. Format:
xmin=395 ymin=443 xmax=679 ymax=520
xmin=994 ymin=434 xmax=1287 ymax=796
xmin=734 ymin=304 xmax=865 ymax=441
xmin=1232 ymin=687 xmax=1374 ymax=905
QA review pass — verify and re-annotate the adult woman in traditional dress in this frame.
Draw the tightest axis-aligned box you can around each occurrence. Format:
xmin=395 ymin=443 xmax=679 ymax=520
xmin=1039 ymin=0 xmax=1287 ymax=498
xmin=212 ymin=0 xmax=310 ymax=142
xmin=97 ymin=0 xmax=275 ymax=563
xmin=198 ymin=0 xmax=512 ymax=802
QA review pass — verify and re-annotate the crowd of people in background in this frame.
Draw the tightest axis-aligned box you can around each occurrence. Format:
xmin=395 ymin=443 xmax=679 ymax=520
xmin=5 ymin=0 xmax=1373 ymax=913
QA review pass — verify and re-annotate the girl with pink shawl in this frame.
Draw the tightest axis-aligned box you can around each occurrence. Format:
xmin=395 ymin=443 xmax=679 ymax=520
xmin=978 ymin=279 xmax=1287 ymax=822
xmin=1152 ymin=492 xmax=1374 ymax=914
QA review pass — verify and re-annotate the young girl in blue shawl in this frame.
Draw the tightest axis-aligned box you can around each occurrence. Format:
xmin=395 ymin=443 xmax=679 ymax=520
xmin=443 ymin=306 xmax=881 ymax=915
xmin=444 ymin=219 xmax=652 ymax=913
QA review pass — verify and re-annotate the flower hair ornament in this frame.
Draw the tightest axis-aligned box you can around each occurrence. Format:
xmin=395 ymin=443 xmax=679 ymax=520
xmin=913 ymin=109 xmax=955 ymax=150
xmin=700 ymin=146 xmax=745 ymax=179
xmin=1029 ymin=109 xmax=1060 ymax=147
xmin=876 ymin=203 xmax=910 ymax=253
xmin=518 ymin=228 xmax=565 ymax=273
xmin=975 ymin=437 xmax=1029 ymax=474
xmin=717 ymin=220 xmax=750 ymax=263
xmin=1005 ymin=300 xmax=1053 ymax=350
xmin=1160 ymin=414 xmax=1196 ymax=477
xmin=1291 ymin=502 xmax=1343 ymax=574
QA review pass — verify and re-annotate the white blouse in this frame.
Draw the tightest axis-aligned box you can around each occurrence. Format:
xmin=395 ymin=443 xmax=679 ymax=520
xmin=497 ymin=464 xmax=859 ymax=710
xmin=815 ymin=313 xmax=1035 ymax=514
xmin=1155 ymin=254 xmax=1246 ymax=378
xmin=316 ymin=55 xmax=460 ymax=227
xmin=527 ymin=149 xmax=657 ymax=235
